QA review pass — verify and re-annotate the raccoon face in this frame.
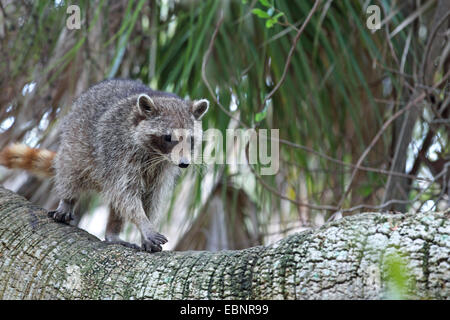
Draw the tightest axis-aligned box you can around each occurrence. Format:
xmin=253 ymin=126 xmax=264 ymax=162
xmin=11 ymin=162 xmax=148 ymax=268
xmin=133 ymin=94 xmax=209 ymax=168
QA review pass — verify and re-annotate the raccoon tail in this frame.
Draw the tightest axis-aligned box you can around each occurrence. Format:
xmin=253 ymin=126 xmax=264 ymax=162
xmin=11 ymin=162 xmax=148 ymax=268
xmin=0 ymin=143 xmax=56 ymax=177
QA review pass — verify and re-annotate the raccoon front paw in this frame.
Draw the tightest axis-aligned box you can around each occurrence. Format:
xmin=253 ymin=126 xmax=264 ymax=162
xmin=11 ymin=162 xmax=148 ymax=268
xmin=48 ymin=209 xmax=73 ymax=224
xmin=141 ymin=232 xmax=168 ymax=253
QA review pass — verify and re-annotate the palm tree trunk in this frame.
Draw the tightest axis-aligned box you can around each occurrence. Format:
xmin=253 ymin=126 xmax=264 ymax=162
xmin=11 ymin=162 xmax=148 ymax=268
xmin=0 ymin=187 xmax=448 ymax=299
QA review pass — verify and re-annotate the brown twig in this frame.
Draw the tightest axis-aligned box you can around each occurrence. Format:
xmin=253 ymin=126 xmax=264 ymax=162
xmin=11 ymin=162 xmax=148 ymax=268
xmin=257 ymin=0 xmax=321 ymax=115
xmin=247 ymin=154 xmax=338 ymax=211
xmin=201 ymin=10 xmax=247 ymax=127
xmin=407 ymin=125 xmax=435 ymax=180
xmin=278 ymin=137 xmax=433 ymax=182
xmin=420 ymin=11 xmax=450 ymax=86
xmin=340 ymin=162 xmax=449 ymax=214
xmin=0 ymin=1 xmax=7 ymax=19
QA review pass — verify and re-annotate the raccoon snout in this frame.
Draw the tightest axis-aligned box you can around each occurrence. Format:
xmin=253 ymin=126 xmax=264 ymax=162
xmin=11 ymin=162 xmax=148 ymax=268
xmin=178 ymin=157 xmax=190 ymax=168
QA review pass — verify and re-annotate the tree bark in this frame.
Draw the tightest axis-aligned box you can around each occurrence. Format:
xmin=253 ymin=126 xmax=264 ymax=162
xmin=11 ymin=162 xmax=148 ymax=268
xmin=0 ymin=187 xmax=448 ymax=299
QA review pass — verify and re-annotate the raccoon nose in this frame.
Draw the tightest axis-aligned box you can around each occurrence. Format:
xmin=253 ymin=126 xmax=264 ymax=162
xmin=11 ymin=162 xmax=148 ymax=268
xmin=178 ymin=157 xmax=190 ymax=168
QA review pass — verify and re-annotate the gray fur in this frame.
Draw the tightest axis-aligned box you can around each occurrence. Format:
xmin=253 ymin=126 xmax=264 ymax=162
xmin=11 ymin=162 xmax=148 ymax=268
xmin=49 ymin=79 xmax=208 ymax=252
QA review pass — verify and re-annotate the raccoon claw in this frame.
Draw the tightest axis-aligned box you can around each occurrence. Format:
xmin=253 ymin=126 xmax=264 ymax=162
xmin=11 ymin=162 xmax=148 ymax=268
xmin=142 ymin=242 xmax=162 ymax=252
xmin=142 ymin=232 xmax=168 ymax=253
xmin=48 ymin=210 xmax=73 ymax=224
xmin=105 ymin=239 xmax=141 ymax=250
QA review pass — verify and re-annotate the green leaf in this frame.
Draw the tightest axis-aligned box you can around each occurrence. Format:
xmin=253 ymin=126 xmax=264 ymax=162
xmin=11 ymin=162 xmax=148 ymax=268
xmin=272 ymin=12 xmax=284 ymax=20
xmin=259 ymin=0 xmax=271 ymax=7
xmin=266 ymin=19 xmax=275 ymax=28
xmin=255 ymin=110 xmax=267 ymax=122
xmin=251 ymin=8 xmax=270 ymax=19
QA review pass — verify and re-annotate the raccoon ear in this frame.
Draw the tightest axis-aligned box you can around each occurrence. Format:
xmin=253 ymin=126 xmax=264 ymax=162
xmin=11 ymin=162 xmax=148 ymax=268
xmin=137 ymin=94 xmax=156 ymax=115
xmin=191 ymin=99 xmax=209 ymax=120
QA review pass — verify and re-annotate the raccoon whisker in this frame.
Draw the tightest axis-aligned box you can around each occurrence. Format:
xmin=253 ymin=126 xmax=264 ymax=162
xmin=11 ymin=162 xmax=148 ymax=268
xmin=141 ymin=155 xmax=166 ymax=173
xmin=159 ymin=153 xmax=176 ymax=164
xmin=143 ymin=156 xmax=166 ymax=173
xmin=142 ymin=156 xmax=160 ymax=167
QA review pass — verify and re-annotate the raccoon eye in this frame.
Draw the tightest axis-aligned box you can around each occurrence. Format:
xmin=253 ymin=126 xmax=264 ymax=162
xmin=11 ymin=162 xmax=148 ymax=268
xmin=163 ymin=134 xmax=172 ymax=142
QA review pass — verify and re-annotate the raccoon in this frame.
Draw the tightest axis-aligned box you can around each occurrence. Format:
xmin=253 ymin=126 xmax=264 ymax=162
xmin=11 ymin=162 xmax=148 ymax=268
xmin=0 ymin=79 xmax=209 ymax=252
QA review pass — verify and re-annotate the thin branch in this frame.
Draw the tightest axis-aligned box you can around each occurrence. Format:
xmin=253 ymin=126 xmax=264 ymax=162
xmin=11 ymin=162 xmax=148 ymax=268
xmin=340 ymin=162 xmax=449 ymax=214
xmin=407 ymin=125 xmax=435 ymax=180
xmin=278 ymin=137 xmax=433 ymax=182
xmin=201 ymin=10 xmax=247 ymax=127
xmin=420 ymin=10 xmax=450 ymax=85
xmin=0 ymin=1 xmax=7 ymax=19
xmin=388 ymin=0 xmax=436 ymax=39
xmin=257 ymin=0 xmax=321 ymax=114
xmin=247 ymin=158 xmax=338 ymax=212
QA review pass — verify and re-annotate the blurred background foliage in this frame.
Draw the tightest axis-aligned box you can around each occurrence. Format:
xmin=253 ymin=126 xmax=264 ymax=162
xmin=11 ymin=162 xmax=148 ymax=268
xmin=0 ymin=0 xmax=448 ymax=251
